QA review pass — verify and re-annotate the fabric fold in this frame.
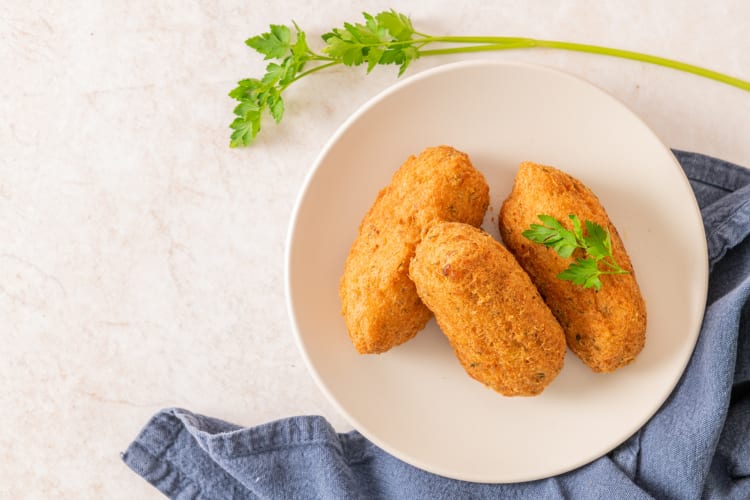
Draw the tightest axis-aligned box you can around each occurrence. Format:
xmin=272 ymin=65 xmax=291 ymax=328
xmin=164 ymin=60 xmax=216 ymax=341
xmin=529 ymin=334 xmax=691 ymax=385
xmin=674 ymin=149 xmax=750 ymax=267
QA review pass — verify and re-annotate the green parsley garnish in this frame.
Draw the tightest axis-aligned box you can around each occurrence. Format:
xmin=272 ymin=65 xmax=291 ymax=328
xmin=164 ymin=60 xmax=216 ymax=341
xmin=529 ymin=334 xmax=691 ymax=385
xmin=229 ymin=9 xmax=750 ymax=148
xmin=522 ymin=214 xmax=629 ymax=291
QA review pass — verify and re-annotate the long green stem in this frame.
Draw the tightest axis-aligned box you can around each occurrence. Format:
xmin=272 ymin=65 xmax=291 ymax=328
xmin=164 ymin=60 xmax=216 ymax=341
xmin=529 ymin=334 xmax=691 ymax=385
xmin=419 ymin=42 xmax=536 ymax=56
xmin=423 ymin=35 xmax=533 ymax=45
xmin=536 ymin=39 xmax=750 ymax=91
xmin=417 ymin=36 xmax=750 ymax=92
xmin=320 ymin=32 xmax=750 ymax=92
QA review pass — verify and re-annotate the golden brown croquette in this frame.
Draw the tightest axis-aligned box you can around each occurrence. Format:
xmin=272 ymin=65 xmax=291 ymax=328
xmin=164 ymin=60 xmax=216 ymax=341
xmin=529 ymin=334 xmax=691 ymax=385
xmin=409 ymin=222 xmax=566 ymax=396
xmin=499 ymin=162 xmax=647 ymax=372
xmin=340 ymin=146 xmax=489 ymax=354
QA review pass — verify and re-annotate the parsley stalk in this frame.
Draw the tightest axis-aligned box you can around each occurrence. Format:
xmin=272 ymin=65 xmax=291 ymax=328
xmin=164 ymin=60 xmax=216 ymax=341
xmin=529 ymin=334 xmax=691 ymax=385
xmin=230 ymin=10 xmax=750 ymax=147
xmin=421 ymin=38 xmax=750 ymax=91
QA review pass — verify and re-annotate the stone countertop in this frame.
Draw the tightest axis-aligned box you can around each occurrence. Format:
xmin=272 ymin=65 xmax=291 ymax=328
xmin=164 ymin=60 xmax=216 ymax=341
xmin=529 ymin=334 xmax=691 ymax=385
xmin=1 ymin=1 xmax=748 ymax=497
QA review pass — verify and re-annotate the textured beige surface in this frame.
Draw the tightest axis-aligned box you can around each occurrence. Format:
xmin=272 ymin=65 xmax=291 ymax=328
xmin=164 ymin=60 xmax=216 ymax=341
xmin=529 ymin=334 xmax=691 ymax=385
xmin=1 ymin=0 xmax=749 ymax=497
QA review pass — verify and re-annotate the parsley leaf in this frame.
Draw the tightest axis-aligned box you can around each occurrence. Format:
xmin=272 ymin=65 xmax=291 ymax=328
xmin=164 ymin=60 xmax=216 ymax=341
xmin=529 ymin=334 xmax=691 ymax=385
xmin=321 ymin=10 xmax=419 ymax=74
xmin=558 ymin=258 xmax=603 ymax=290
xmin=582 ymin=219 xmax=611 ymax=260
xmin=375 ymin=10 xmax=415 ymax=41
xmin=229 ymin=23 xmax=318 ymax=147
xmin=246 ymin=25 xmax=292 ymax=60
xmin=522 ymin=214 xmax=629 ymax=290
xmin=522 ymin=214 xmax=579 ymax=258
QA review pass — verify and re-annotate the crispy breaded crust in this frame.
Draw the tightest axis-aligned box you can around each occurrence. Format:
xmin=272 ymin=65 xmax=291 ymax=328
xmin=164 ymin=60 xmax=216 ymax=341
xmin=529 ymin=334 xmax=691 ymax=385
xmin=499 ymin=162 xmax=647 ymax=372
xmin=340 ymin=146 xmax=489 ymax=354
xmin=409 ymin=222 xmax=566 ymax=396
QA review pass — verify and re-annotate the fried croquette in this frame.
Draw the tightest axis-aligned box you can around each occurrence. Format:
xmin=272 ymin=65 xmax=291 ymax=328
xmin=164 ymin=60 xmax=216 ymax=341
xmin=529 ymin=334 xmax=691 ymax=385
xmin=499 ymin=162 xmax=646 ymax=372
xmin=340 ymin=146 xmax=490 ymax=354
xmin=409 ymin=222 xmax=566 ymax=396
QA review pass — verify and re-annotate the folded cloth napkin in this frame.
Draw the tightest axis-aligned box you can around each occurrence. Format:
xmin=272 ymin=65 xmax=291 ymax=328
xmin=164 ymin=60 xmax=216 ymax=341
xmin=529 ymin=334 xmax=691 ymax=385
xmin=123 ymin=150 xmax=750 ymax=500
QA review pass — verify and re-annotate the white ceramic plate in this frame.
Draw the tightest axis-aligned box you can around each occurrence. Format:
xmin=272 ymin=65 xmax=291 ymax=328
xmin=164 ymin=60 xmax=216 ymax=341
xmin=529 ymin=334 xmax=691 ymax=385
xmin=285 ymin=60 xmax=708 ymax=483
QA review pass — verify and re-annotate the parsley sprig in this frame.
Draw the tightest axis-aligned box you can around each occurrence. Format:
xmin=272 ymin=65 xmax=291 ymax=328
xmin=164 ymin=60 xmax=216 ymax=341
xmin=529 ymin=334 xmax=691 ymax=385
xmin=230 ymin=9 xmax=750 ymax=147
xmin=229 ymin=11 xmax=419 ymax=147
xmin=522 ymin=214 xmax=629 ymax=291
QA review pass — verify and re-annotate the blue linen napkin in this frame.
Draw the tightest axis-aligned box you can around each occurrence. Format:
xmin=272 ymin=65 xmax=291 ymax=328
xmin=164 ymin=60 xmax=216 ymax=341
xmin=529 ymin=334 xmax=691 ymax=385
xmin=122 ymin=150 xmax=750 ymax=500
